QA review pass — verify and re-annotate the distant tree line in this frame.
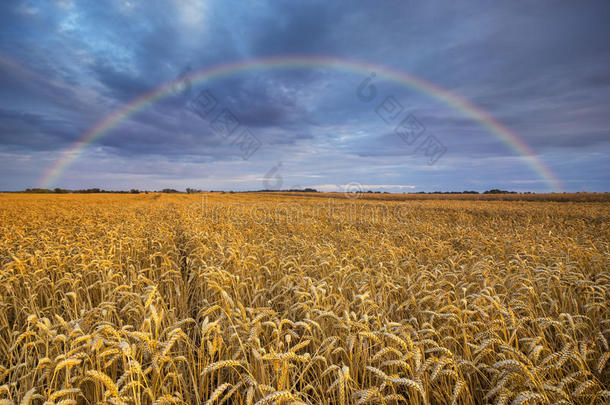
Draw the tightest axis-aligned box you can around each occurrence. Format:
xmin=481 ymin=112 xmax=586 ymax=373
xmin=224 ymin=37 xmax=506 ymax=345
xmin=256 ymin=188 xmax=319 ymax=193
xmin=410 ymin=190 xmax=517 ymax=194
xmin=482 ymin=189 xmax=517 ymax=194
xmin=16 ymin=188 xmax=552 ymax=194
xmin=23 ymin=188 xmax=152 ymax=194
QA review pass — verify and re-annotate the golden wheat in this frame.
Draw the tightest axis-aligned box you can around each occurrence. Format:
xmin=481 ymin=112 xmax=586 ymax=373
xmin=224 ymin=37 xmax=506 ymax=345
xmin=0 ymin=192 xmax=607 ymax=404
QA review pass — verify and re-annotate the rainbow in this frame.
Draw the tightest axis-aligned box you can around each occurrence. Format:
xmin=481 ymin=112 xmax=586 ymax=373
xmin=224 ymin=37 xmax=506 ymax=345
xmin=38 ymin=56 xmax=562 ymax=191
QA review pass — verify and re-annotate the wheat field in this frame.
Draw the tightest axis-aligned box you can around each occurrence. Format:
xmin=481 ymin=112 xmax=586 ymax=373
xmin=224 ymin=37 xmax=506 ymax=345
xmin=0 ymin=193 xmax=608 ymax=404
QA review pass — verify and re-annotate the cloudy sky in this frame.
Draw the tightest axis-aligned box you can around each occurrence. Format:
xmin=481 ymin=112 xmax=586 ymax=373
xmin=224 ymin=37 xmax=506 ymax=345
xmin=0 ymin=0 xmax=609 ymax=192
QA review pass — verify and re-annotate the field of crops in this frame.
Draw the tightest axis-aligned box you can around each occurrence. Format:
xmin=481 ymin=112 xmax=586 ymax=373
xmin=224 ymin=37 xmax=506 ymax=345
xmin=0 ymin=193 xmax=608 ymax=404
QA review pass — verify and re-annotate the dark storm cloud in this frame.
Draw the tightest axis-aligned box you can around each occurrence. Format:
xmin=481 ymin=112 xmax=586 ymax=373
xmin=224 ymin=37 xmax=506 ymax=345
xmin=90 ymin=59 xmax=155 ymax=102
xmin=0 ymin=0 xmax=609 ymax=191
xmin=247 ymin=1 xmax=343 ymax=56
xmin=0 ymin=107 xmax=82 ymax=151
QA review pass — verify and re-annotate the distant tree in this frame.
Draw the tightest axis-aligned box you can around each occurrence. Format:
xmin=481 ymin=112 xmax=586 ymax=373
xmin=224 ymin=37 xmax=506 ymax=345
xmin=130 ymin=189 xmax=140 ymax=194
xmin=25 ymin=188 xmax=52 ymax=193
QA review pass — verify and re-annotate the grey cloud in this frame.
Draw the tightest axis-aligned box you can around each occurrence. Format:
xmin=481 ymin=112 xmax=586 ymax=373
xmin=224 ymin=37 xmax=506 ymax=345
xmin=0 ymin=0 xmax=609 ymax=191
